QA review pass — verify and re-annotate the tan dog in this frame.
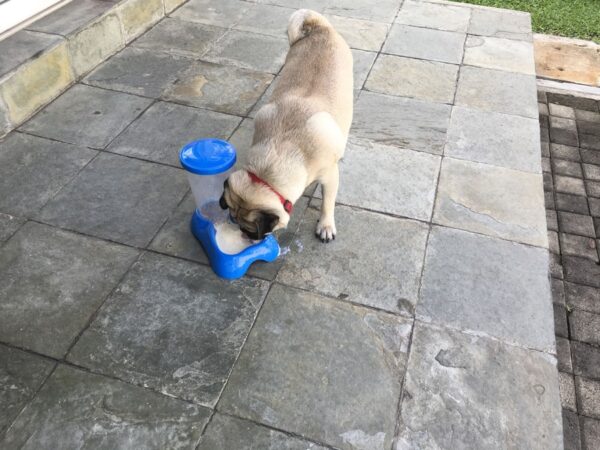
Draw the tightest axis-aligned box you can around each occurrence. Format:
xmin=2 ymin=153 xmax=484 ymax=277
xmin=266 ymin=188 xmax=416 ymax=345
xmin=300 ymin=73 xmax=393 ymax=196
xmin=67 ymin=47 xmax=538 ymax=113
xmin=219 ymin=9 xmax=353 ymax=242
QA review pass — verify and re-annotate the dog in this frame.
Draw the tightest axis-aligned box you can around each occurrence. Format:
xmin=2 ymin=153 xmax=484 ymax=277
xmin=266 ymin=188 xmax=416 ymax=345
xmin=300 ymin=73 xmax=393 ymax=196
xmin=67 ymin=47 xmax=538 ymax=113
xmin=219 ymin=9 xmax=353 ymax=243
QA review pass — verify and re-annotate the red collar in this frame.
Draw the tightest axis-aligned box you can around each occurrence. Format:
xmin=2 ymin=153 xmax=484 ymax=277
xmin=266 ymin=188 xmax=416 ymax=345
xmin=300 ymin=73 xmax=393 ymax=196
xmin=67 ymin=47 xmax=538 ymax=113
xmin=247 ymin=171 xmax=293 ymax=214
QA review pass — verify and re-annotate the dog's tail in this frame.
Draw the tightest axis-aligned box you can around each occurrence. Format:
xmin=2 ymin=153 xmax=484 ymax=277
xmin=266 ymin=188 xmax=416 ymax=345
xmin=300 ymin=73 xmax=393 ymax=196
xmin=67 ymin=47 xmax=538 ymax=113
xmin=287 ymin=9 xmax=332 ymax=46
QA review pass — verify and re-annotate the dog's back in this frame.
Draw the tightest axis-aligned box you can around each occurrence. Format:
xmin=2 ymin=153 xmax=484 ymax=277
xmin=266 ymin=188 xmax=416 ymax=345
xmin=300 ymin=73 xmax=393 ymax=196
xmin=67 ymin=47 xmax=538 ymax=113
xmin=276 ymin=10 xmax=353 ymax=134
xmin=252 ymin=10 xmax=353 ymax=167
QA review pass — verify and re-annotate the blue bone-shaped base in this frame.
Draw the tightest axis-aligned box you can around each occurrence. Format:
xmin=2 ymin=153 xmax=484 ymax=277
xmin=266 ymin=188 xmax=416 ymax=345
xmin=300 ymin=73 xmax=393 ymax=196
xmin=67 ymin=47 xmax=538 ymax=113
xmin=190 ymin=209 xmax=280 ymax=279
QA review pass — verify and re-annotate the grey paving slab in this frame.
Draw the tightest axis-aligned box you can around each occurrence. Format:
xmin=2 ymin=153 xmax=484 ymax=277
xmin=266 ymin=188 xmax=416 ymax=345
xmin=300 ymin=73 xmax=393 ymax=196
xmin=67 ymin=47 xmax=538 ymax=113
xmin=26 ymin=0 xmax=117 ymax=36
xmin=84 ymin=47 xmax=194 ymax=98
xmin=418 ymin=226 xmax=554 ymax=351
xmin=38 ymin=153 xmax=188 ymax=247
xmin=552 ymin=304 xmax=569 ymax=338
xmin=572 ymin=341 xmax=600 ymax=379
xmin=163 ymin=61 xmax=273 ymax=116
xmin=564 ymin=256 xmax=600 ymax=288
xmin=584 ymin=163 xmax=600 ymax=181
xmin=317 ymin=139 xmax=440 ymax=221
xmin=556 ymin=336 xmax=572 ymax=372
xmin=551 ymin=143 xmax=580 ymax=161
xmin=0 ymin=30 xmax=62 ymax=78
xmin=277 ymin=205 xmax=429 ymax=315
xmin=582 ymin=417 xmax=600 ymax=450
xmin=588 ymin=180 xmax=600 ymax=198
xmin=250 ymin=0 xmax=399 ymax=22
xmin=383 ymin=24 xmax=465 ymax=64
xmin=559 ymin=372 xmax=577 ymax=412
xmin=107 ymin=101 xmax=241 ymax=166
xmin=579 ymin=120 xmax=600 ymax=150
xmin=464 ymin=35 xmax=535 ymax=75
xmin=133 ymin=19 xmax=227 ymax=59
xmin=553 ymin=159 xmax=583 ymax=178
xmin=328 ymin=15 xmax=389 ymax=52
xmin=395 ymin=0 xmax=471 ymax=32
xmin=321 ymin=0 xmax=400 ymax=22
xmin=550 ymin=116 xmax=579 ymax=147
xmin=433 ymin=157 xmax=547 ymax=247
xmin=468 ymin=7 xmax=532 ymax=40
xmin=172 ymin=0 xmax=252 ymax=27
xmin=366 ymin=54 xmax=458 ymax=104
xmin=220 ymin=284 xmax=412 ymax=450
xmin=0 ymin=222 xmax=138 ymax=358
xmin=548 ymin=229 xmax=560 ymax=254
xmin=0 ymin=345 xmax=54 ymax=434
xmin=249 ymin=78 xmax=279 ymax=118
xmin=203 ymin=30 xmax=288 ymax=74
xmin=0 ymin=101 xmax=9 ymax=137
xmin=149 ymin=194 xmax=309 ymax=281
xmin=547 ymin=209 xmax=558 ymax=231
xmin=560 ymin=233 xmax=598 ymax=261
xmin=455 ymin=66 xmax=538 ymax=119
xmin=198 ymin=413 xmax=328 ymax=450
xmin=549 ymin=103 xmax=576 ymax=119
xmin=542 ymin=155 xmax=552 ymax=172
xmin=20 ymin=84 xmax=152 ymax=149
xmin=0 ymin=133 xmax=96 ymax=217
xmin=591 ymin=197 xmax=600 ymax=216
xmin=546 ymin=191 xmax=556 ymax=210
xmin=577 ymin=377 xmax=600 ymax=419
xmin=575 ymin=108 xmax=600 ymax=122
xmin=0 ymin=212 xmax=25 ymax=242
xmin=351 ymin=49 xmax=377 ymax=89
xmin=541 ymin=150 xmax=551 ymax=166
xmin=352 ymin=91 xmax=451 ymax=154
xmin=540 ymin=115 xmax=550 ymax=142
xmin=550 ymin=252 xmax=564 ymax=279
xmin=396 ymin=322 xmax=562 ymax=450
xmin=0 ymin=364 xmax=210 ymax=449
xmin=555 ymin=175 xmax=586 ymax=196
xmin=558 ymin=211 xmax=595 ymax=237
xmin=229 ymin=118 xmax=256 ymax=166
xmin=445 ymin=106 xmax=541 ymax=173
xmin=551 ymin=278 xmax=565 ymax=308
xmin=68 ymin=252 xmax=269 ymax=406
xmin=544 ymin=171 xmax=554 ymax=192
xmin=570 ymin=309 xmax=600 ymax=346
xmin=547 ymin=92 xmax=599 ymax=113
xmin=233 ymin=3 xmax=290 ymax=38
xmin=563 ymin=409 xmax=582 ymax=450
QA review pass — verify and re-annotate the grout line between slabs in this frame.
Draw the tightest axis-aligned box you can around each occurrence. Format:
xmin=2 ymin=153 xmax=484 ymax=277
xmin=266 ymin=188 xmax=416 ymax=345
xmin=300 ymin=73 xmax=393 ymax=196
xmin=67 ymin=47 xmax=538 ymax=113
xmin=0 ymin=356 xmax=59 ymax=439
xmin=211 ymin=411 xmax=341 ymax=450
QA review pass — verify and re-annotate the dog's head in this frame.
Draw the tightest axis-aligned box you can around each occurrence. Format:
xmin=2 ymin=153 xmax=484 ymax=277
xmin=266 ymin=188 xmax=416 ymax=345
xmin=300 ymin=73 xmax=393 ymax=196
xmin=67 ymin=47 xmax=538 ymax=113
xmin=219 ymin=170 xmax=288 ymax=240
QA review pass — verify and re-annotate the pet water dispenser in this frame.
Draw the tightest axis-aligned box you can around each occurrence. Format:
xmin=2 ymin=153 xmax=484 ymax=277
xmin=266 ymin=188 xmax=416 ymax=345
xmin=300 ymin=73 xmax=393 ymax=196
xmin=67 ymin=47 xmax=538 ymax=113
xmin=179 ymin=138 xmax=280 ymax=279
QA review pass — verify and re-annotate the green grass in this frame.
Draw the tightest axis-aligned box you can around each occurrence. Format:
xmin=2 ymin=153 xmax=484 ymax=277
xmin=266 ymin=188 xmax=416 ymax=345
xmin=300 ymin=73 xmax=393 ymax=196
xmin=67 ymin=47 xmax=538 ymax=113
xmin=454 ymin=0 xmax=600 ymax=43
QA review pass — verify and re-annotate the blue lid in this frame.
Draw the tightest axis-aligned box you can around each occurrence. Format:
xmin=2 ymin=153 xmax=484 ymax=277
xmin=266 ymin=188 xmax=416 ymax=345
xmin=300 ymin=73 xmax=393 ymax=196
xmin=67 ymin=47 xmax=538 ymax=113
xmin=179 ymin=138 xmax=237 ymax=175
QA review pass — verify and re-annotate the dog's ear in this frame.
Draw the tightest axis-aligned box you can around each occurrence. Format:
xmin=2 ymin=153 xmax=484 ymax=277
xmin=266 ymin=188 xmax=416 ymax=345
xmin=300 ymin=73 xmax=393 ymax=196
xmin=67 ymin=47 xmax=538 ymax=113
xmin=255 ymin=211 xmax=279 ymax=237
xmin=219 ymin=179 xmax=229 ymax=210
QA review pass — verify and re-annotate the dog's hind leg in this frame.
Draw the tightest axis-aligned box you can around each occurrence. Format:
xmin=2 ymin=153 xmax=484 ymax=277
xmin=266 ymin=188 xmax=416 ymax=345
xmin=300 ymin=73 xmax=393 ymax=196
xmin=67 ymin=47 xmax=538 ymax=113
xmin=316 ymin=164 xmax=339 ymax=243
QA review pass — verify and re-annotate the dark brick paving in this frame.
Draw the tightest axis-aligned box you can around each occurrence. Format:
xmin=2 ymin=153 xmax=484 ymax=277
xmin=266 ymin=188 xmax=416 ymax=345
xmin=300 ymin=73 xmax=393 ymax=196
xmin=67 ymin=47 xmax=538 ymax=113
xmin=540 ymin=89 xmax=600 ymax=450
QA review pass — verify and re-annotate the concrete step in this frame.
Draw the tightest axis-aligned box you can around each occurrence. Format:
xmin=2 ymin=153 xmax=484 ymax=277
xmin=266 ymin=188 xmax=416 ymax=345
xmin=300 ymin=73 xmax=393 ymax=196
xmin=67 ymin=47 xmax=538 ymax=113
xmin=0 ymin=0 xmax=188 ymax=138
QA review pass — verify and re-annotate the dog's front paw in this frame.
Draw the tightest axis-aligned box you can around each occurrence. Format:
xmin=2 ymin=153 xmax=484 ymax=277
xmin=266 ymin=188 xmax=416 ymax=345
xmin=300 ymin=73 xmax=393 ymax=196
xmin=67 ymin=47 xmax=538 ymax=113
xmin=315 ymin=218 xmax=336 ymax=243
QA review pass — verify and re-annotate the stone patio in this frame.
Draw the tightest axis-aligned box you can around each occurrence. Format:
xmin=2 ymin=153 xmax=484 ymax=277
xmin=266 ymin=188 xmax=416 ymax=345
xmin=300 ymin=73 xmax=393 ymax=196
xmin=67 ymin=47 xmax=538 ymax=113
xmin=539 ymin=88 xmax=600 ymax=450
xmin=0 ymin=0 xmax=562 ymax=448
